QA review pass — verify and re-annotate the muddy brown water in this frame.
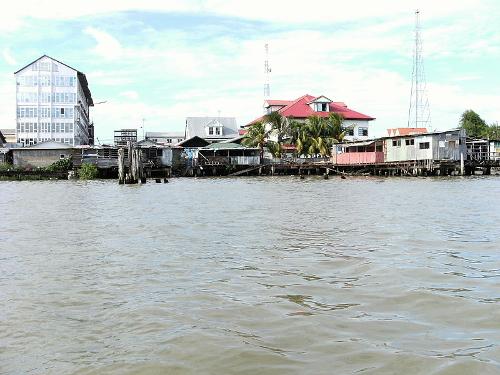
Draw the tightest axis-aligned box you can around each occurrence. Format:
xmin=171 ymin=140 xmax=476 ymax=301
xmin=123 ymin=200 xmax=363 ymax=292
xmin=1 ymin=176 xmax=499 ymax=374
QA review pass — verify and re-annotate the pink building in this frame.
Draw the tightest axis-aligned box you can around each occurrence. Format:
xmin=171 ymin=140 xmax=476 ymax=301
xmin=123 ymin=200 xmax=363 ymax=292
xmin=332 ymin=139 xmax=385 ymax=165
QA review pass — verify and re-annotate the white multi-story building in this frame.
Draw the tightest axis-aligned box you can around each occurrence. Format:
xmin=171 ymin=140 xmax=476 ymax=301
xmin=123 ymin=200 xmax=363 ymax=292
xmin=14 ymin=55 xmax=94 ymax=146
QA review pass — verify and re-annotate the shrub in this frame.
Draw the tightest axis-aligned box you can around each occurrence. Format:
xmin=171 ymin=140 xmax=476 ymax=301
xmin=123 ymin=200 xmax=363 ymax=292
xmin=79 ymin=163 xmax=99 ymax=180
xmin=45 ymin=158 xmax=72 ymax=172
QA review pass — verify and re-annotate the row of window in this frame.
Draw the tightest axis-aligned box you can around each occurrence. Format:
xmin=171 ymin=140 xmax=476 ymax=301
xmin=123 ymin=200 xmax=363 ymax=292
xmin=18 ymin=137 xmax=74 ymax=146
xmin=392 ymin=139 xmax=429 ymax=149
xmin=17 ymin=75 xmax=77 ymax=87
xmin=345 ymin=127 xmax=369 ymax=137
xmin=17 ymin=107 xmax=75 ymax=119
xmin=149 ymin=138 xmax=185 ymax=144
xmin=17 ymin=122 xmax=75 ymax=133
xmin=17 ymin=92 xmax=77 ymax=104
xmin=31 ymin=61 xmax=59 ymax=72
xmin=207 ymin=126 xmax=222 ymax=135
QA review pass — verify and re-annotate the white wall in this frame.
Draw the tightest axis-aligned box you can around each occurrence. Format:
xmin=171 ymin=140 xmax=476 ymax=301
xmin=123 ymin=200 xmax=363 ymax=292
xmin=343 ymin=120 xmax=370 ymax=141
xmin=15 ymin=56 xmax=90 ymax=146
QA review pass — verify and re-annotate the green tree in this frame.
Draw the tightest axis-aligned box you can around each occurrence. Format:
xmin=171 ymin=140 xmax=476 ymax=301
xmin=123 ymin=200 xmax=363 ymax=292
xmin=243 ymin=122 xmax=269 ymax=161
xmin=486 ymin=122 xmax=500 ymax=139
xmin=459 ymin=110 xmax=488 ymax=138
xmin=79 ymin=163 xmax=99 ymax=179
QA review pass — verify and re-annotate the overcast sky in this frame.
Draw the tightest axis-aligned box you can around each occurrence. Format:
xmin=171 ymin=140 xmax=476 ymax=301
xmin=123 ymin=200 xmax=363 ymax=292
xmin=1 ymin=0 xmax=499 ymax=143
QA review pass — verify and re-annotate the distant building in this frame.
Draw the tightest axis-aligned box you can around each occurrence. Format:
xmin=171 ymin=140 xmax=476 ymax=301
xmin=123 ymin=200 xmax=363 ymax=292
xmin=332 ymin=129 xmax=466 ymax=165
xmin=114 ymin=129 xmax=137 ymax=147
xmin=247 ymin=94 xmax=375 ymax=141
xmin=14 ymin=55 xmax=94 ymax=146
xmin=0 ymin=128 xmax=16 ymax=144
xmin=145 ymin=131 xmax=185 ymax=145
xmin=185 ymin=117 xmax=239 ymax=143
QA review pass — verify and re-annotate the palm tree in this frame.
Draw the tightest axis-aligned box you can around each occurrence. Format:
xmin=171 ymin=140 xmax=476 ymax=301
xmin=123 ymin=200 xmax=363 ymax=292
xmin=243 ymin=122 xmax=269 ymax=161
xmin=325 ymin=113 xmax=345 ymax=143
xmin=266 ymin=141 xmax=282 ymax=158
xmin=264 ymin=111 xmax=290 ymax=145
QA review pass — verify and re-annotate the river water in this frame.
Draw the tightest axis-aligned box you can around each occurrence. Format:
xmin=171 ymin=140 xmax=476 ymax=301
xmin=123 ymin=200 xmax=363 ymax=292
xmin=0 ymin=176 xmax=499 ymax=375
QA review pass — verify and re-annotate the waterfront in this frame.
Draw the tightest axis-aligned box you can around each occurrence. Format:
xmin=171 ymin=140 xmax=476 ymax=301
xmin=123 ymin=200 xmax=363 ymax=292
xmin=0 ymin=176 xmax=499 ymax=374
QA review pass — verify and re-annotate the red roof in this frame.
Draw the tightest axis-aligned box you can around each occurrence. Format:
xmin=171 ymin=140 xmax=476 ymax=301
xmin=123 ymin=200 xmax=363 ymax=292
xmin=247 ymin=94 xmax=375 ymax=126
xmin=265 ymin=100 xmax=293 ymax=107
xmin=387 ymin=128 xmax=427 ymax=136
xmin=238 ymin=128 xmax=248 ymax=135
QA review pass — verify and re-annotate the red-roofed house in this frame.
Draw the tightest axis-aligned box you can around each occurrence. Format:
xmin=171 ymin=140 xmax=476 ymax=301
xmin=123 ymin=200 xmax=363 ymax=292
xmin=246 ymin=94 xmax=375 ymax=141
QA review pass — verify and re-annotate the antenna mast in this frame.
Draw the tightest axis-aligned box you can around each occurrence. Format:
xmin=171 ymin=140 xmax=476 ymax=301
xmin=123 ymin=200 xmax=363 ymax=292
xmin=407 ymin=10 xmax=430 ymax=128
xmin=264 ymin=43 xmax=271 ymax=99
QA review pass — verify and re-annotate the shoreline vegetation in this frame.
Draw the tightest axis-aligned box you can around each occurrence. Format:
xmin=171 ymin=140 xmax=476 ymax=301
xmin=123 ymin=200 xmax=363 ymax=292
xmin=0 ymin=159 xmax=97 ymax=181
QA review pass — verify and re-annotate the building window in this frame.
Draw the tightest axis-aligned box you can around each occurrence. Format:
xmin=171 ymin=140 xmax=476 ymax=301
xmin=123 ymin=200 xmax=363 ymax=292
xmin=347 ymin=128 xmax=354 ymax=136
xmin=419 ymin=142 xmax=430 ymax=149
xmin=392 ymin=139 xmax=401 ymax=147
xmin=358 ymin=127 xmax=368 ymax=136
xmin=405 ymin=139 xmax=415 ymax=145
xmin=215 ymin=127 xmax=221 ymax=135
xmin=208 ymin=127 xmax=214 ymax=135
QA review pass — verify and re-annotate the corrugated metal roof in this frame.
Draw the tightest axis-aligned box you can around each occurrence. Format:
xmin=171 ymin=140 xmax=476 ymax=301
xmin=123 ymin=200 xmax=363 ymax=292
xmin=186 ymin=117 xmax=239 ymax=139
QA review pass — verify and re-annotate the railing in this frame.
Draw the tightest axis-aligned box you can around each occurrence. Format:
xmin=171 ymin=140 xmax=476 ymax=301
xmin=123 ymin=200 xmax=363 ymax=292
xmin=198 ymin=156 xmax=261 ymax=166
xmin=264 ymin=157 xmax=330 ymax=165
xmin=467 ymin=151 xmax=500 ymax=162
xmin=332 ymin=152 xmax=384 ymax=165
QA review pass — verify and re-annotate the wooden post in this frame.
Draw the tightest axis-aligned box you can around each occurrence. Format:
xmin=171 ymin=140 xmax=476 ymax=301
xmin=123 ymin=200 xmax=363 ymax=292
xmin=118 ymin=148 xmax=125 ymax=184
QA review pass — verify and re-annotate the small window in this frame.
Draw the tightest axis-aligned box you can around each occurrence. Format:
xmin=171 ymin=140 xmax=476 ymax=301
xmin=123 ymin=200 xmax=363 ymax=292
xmin=215 ymin=127 xmax=221 ymax=135
xmin=419 ymin=142 xmax=430 ymax=149
xmin=347 ymin=128 xmax=354 ymax=136
xmin=358 ymin=127 xmax=368 ymax=136
xmin=405 ymin=139 xmax=415 ymax=146
xmin=392 ymin=139 xmax=401 ymax=147
xmin=208 ymin=127 xmax=214 ymax=135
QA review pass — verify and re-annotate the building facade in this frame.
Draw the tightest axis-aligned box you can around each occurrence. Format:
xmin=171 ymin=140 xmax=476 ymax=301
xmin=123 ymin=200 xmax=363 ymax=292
xmin=14 ymin=55 xmax=94 ymax=147
xmin=145 ymin=131 xmax=185 ymax=145
xmin=114 ymin=129 xmax=138 ymax=147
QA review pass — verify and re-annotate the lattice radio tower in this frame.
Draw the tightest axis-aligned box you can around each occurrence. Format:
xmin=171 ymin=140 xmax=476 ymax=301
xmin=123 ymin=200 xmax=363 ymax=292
xmin=264 ymin=43 xmax=271 ymax=99
xmin=407 ymin=10 xmax=431 ymax=128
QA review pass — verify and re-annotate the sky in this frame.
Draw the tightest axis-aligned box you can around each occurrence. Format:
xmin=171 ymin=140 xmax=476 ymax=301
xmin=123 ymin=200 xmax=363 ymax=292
xmin=0 ymin=0 xmax=499 ymax=143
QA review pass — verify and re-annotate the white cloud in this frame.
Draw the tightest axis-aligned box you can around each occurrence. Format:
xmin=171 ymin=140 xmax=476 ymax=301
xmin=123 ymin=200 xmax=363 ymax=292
xmin=84 ymin=27 xmax=124 ymax=60
xmin=0 ymin=0 xmax=491 ymax=32
xmin=2 ymin=48 xmax=17 ymax=66
xmin=119 ymin=90 xmax=139 ymax=100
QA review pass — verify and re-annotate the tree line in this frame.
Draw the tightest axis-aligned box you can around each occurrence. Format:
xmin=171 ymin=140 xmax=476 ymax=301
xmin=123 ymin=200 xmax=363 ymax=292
xmin=459 ymin=110 xmax=500 ymax=139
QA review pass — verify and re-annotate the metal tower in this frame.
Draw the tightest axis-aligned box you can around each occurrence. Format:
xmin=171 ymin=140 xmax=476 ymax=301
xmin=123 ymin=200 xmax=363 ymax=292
xmin=407 ymin=10 xmax=431 ymax=128
xmin=264 ymin=43 xmax=271 ymax=98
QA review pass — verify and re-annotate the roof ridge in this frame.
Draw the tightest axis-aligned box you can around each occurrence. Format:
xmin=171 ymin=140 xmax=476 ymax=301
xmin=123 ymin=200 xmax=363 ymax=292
xmin=279 ymin=94 xmax=313 ymax=114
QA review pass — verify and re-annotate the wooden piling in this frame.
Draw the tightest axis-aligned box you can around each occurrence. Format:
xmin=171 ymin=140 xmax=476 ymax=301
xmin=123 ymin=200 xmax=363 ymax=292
xmin=118 ymin=148 xmax=125 ymax=184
